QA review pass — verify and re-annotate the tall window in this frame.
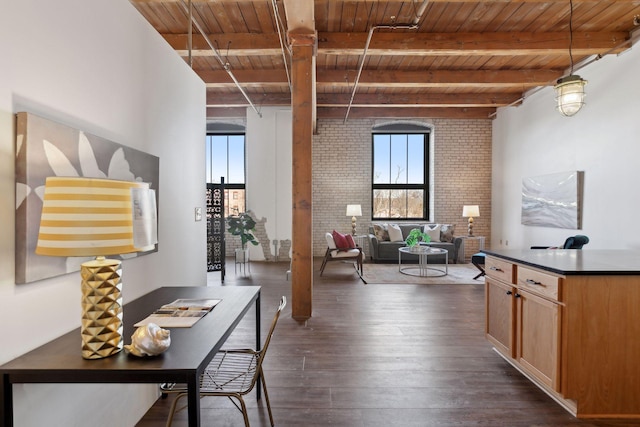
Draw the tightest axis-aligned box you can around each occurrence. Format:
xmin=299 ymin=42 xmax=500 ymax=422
xmin=206 ymin=133 xmax=245 ymax=217
xmin=372 ymin=125 xmax=429 ymax=220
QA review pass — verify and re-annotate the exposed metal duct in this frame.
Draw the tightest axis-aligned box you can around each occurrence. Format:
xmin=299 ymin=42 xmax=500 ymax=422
xmin=178 ymin=0 xmax=262 ymax=118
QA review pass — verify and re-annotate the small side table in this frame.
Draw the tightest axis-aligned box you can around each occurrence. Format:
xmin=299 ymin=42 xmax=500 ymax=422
xmin=459 ymin=236 xmax=485 ymax=263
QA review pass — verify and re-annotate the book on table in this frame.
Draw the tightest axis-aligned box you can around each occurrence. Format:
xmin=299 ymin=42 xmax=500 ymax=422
xmin=134 ymin=298 xmax=222 ymax=328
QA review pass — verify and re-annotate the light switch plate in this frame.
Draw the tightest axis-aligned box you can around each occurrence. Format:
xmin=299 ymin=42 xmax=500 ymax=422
xmin=195 ymin=207 xmax=202 ymax=221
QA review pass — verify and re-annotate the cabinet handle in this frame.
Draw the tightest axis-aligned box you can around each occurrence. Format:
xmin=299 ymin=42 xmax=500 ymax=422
xmin=525 ymin=279 xmax=542 ymax=286
xmin=506 ymin=290 xmax=513 ymax=296
xmin=490 ymin=266 xmax=503 ymax=272
xmin=514 ymin=293 xmax=521 ymax=298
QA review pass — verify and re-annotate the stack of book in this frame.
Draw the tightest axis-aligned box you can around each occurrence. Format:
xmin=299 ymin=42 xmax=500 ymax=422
xmin=134 ymin=298 xmax=221 ymax=328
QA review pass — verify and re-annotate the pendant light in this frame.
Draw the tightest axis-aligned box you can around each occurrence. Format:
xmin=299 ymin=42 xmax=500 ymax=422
xmin=554 ymin=0 xmax=587 ymax=117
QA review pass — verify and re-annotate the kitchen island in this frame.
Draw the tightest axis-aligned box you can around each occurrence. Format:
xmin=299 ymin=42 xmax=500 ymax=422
xmin=483 ymin=249 xmax=640 ymax=419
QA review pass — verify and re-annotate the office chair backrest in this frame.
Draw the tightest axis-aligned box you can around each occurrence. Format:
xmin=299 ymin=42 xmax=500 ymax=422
xmin=563 ymin=235 xmax=589 ymax=249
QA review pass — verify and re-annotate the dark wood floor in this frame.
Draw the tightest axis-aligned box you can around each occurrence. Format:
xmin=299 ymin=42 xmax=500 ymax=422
xmin=137 ymin=260 xmax=640 ymax=427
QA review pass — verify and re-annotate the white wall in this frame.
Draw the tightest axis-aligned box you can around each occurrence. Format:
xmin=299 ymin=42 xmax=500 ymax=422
xmin=0 ymin=0 xmax=206 ymax=425
xmin=492 ymin=45 xmax=640 ymax=250
xmin=246 ymin=107 xmax=293 ymax=260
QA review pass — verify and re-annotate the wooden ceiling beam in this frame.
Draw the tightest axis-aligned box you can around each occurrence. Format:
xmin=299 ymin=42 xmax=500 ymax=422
xmin=198 ymin=68 xmax=562 ymax=88
xmin=318 ymin=31 xmax=630 ymax=56
xmin=317 ymin=107 xmax=497 ymax=120
xmin=163 ymin=31 xmax=629 ymax=57
xmin=206 ymin=92 xmax=521 ymax=107
xmin=165 ymin=33 xmax=282 ymax=56
xmin=205 ymin=106 xmax=498 ymax=120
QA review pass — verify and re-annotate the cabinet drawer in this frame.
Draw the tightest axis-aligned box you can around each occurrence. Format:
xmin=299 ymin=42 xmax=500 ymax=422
xmin=486 ymin=256 xmax=515 ymax=284
xmin=517 ymin=266 xmax=560 ymax=301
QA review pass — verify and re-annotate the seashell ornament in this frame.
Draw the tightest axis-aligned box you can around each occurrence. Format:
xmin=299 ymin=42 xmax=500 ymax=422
xmin=124 ymin=323 xmax=171 ymax=357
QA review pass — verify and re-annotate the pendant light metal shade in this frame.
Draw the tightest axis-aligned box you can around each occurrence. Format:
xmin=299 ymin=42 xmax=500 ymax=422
xmin=554 ymin=74 xmax=587 ymax=117
xmin=554 ymin=0 xmax=587 ymax=117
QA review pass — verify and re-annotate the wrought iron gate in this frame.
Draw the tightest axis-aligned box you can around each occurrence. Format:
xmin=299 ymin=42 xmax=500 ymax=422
xmin=206 ymin=180 xmax=225 ymax=281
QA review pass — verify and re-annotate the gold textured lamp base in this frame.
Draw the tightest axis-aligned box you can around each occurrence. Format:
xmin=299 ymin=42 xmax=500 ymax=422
xmin=80 ymin=257 xmax=124 ymax=359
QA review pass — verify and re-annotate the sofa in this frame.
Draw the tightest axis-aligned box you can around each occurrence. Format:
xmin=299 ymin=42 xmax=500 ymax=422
xmin=367 ymin=223 xmax=463 ymax=264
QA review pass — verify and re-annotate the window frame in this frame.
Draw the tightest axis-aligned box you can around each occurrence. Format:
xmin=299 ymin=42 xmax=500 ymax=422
xmin=371 ymin=129 xmax=430 ymax=221
xmin=206 ymin=132 xmax=246 ymax=217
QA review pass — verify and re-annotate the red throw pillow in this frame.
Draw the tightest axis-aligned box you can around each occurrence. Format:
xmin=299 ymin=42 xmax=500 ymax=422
xmin=345 ymin=234 xmax=356 ymax=249
xmin=332 ymin=230 xmax=349 ymax=249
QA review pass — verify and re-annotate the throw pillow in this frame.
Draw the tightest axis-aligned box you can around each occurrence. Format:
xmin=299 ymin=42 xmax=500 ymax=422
xmin=332 ymin=230 xmax=349 ymax=249
xmin=373 ymin=224 xmax=389 ymax=241
xmin=387 ymin=224 xmax=404 ymax=242
xmin=345 ymin=234 xmax=356 ymax=249
xmin=423 ymin=224 xmax=441 ymax=242
xmin=440 ymin=224 xmax=455 ymax=243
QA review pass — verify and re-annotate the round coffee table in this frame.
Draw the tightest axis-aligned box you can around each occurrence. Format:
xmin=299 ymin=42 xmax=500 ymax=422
xmin=398 ymin=246 xmax=448 ymax=277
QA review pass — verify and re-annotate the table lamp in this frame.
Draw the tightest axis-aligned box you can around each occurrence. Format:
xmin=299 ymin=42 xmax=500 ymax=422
xmin=36 ymin=177 xmax=157 ymax=359
xmin=462 ymin=205 xmax=479 ymax=236
xmin=346 ymin=204 xmax=362 ymax=235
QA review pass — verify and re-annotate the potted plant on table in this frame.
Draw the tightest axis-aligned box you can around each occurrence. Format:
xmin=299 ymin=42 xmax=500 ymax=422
xmin=405 ymin=228 xmax=431 ymax=252
xmin=227 ymin=212 xmax=259 ymax=263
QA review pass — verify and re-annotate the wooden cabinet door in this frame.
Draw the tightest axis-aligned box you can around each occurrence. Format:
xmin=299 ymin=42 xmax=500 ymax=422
xmin=516 ymin=288 xmax=561 ymax=391
xmin=485 ymin=276 xmax=515 ymax=357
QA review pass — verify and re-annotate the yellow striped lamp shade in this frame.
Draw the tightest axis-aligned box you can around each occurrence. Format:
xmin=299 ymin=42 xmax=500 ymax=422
xmin=35 ymin=177 xmax=157 ymax=257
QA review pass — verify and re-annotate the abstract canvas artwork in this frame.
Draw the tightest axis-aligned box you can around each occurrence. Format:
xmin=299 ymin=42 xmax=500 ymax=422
xmin=15 ymin=112 xmax=160 ymax=284
xmin=521 ymin=171 xmax=583 ymax=229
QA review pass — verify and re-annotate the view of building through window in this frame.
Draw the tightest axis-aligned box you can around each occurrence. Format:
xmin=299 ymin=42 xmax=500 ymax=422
xmin=372 ymin=131 xmax=429 ymax=219
xmin=206 ymin=133 xmax=246 ymax=218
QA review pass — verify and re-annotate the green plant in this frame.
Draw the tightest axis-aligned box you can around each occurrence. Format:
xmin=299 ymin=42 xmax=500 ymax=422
xmin=227 ymin=212 xmax=259 ymax=250
xmin=405 ymin=228 xmax=431 ymax=247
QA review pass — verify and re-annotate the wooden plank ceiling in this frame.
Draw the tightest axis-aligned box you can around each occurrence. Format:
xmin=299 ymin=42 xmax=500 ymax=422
xmin=130 ymin=0 xmax=640 ymax=120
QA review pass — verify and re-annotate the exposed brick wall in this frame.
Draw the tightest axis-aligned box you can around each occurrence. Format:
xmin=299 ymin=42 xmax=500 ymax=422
xmin=225 ymin=210 xmax=292 ymax=263
xmin=312 ymin=118 xmax=492 ymax=260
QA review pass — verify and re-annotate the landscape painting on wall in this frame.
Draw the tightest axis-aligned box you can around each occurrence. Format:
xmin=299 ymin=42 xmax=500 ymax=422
xmin=521 ymin=171 xmax=583 ymax=229
xmin=15 ymin=112 xmax=160 ymax=284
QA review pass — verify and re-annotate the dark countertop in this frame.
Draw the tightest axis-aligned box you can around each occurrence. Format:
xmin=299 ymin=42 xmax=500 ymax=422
xmin=482 ymin=249 xmax=640 ymax=275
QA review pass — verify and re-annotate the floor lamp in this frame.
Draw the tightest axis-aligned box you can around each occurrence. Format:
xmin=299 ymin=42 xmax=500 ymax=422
xmin=36 ymin=177 xmax=157 ymax=359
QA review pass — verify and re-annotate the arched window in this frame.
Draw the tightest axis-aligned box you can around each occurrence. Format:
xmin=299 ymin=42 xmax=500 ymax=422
xmin=206 ymin=123 xmax=246 ymax=217
xmin=372 ymin=123 xmax=430 ymax=220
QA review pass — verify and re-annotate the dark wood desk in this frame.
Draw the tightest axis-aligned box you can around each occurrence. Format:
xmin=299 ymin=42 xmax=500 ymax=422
xmin=0 ymin=286 xmax=261 ymax=427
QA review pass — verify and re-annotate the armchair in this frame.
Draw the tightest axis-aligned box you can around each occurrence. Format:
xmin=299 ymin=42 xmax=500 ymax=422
xmin=320 ymin=231 xmax=363 ymax=277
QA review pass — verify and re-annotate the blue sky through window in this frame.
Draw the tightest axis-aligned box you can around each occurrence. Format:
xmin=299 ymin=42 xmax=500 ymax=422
xmin=206 ymin=134 xmax=245 ymax=184
xmin=373 ymin=133 xmax=425 ymax=184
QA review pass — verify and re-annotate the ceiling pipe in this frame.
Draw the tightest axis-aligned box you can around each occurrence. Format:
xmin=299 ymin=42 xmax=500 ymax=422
xmin=344 ymin=24 xmax=418 ymax=123
xmin=187 ymin=0 xmax=192 ymax=67
xmin=412 ymin=0 xmax=430 ymax=25
xmin=272 ymin=0 xmax=292 ymax=92
xmin=177 ymin=0 xmax=262 ymax=118
xmin=343 ymin=1 xmax=427 ymax=123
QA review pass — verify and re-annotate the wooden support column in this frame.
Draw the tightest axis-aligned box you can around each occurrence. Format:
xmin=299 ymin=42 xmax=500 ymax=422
xmin=289 ymin=31 xmax=316 ymax=320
